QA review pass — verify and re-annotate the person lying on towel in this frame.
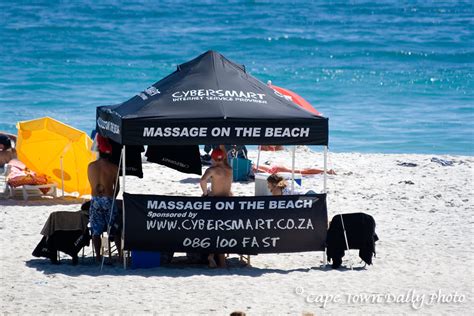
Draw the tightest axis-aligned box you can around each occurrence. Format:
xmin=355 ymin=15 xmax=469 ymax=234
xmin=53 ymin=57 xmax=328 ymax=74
xmin=6 ymin=159 xmax=50 ymax=191
xmin=256 ymin=163 xmax=335 ymax=175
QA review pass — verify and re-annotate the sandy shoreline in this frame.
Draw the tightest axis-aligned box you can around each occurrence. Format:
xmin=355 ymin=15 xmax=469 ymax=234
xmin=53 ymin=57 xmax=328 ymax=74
xmin=1 ymin=149 xmax=472 ymax=315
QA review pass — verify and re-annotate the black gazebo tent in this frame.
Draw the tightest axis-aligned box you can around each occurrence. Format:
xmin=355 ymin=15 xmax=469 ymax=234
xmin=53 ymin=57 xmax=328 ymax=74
xmin=97 ymin=50 xmax=328 ymax=146
xmin=96 ymin=51 xmax=329 ymax=266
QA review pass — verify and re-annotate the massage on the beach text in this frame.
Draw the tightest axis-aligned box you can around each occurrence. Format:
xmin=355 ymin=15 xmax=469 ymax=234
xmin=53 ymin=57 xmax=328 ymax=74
xmin=143 ymin=126 xmax=310 ymax=138
xmin=147 ymin=199 xmax=314 ymax=211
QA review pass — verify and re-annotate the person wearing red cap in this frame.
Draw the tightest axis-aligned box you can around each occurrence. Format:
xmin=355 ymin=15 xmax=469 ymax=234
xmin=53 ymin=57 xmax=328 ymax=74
xmin=96 ymin=134 xmax=113 ymax=155
xmin=200 ymin=145 xmax=233 ymax=268
xmin=88 ymin=135 xmax=121 ymax=262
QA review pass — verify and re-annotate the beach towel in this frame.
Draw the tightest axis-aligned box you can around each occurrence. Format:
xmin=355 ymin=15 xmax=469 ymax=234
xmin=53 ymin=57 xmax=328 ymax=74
xmin=431 ymin=157 xmax=454 ymax=166
xmin=6 ymin=159 xmax=51 ymax=192
xmin=41 ymin=211 xmax=90 ymax=237
xmin=326 ymin=213 xmax=378 ymax=268
xmin=33 ymin=210 xmax=91 ymax=264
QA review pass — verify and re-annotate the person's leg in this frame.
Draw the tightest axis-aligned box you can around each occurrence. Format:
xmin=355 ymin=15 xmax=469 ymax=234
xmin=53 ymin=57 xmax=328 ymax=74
xmin=92 ymin=235 xmax=102 ymax=262
xmin=114 ymin=235 xmax=122 ymax=261
xmin=110 ymin=201 xmax=122 ymax=261
xmin=89 ymin=199 xmax=103 ymax=262
xmin=207 ymin=253 xmax=217 ymax=268
xmin=217 ymin=254 xmax=226 ymax=268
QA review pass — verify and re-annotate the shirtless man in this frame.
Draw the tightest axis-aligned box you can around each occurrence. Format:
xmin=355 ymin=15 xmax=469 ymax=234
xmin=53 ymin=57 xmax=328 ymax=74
xmin=199 ymin=146 xmax=233 ymax=268
xmin=88 ymin=135 xmax=121 ymax=262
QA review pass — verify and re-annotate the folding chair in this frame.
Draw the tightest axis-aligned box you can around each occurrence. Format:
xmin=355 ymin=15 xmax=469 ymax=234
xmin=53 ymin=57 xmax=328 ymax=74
xmin=101 ymin=234 xmax=122 ymax=260
xmin=225 ymin=253 xmax=252 ymax=266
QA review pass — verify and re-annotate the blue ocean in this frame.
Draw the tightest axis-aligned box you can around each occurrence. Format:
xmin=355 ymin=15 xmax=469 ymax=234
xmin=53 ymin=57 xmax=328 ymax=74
xmin=0 ymin=1 xmax=472 ymax=155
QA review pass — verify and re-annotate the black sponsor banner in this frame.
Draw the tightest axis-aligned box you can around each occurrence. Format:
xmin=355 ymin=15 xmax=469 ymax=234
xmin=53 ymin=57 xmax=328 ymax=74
xmin=123 ymin=119 xmax=328 ymax=146
xmin=123 ymin=193 xmax=327 ymax=254
xmin=96 ymin=106 xmax=122 ymax=144
xmin=109 ymin=140 xmax=144 ymax=178
xmin=145 ymin=145 xmax=202 ymax=175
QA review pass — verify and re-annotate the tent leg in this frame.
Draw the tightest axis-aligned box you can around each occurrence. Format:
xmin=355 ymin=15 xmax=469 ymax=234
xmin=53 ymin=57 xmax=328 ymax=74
xmin=100 ymin=149 xmax=124 ymax=272
xmin=122 ymin=145 xmax=127 ymax=269
xmin=291 ymin=146 xmax=296 ymax=194
xmin=256 ymin=146 xmax=261 ymax=171
xmin=323 ymin=146 xmax=328 ymax=269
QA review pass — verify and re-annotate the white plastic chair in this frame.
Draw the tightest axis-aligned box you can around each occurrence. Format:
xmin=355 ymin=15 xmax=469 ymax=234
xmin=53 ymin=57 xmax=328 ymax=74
xmin=8 ymin=183 xmax=57 ymax=200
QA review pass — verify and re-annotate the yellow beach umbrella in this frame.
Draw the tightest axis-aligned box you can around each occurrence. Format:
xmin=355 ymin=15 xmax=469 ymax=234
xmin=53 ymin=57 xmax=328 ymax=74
xmin=16 ymin=117 xmax=97 ymax=196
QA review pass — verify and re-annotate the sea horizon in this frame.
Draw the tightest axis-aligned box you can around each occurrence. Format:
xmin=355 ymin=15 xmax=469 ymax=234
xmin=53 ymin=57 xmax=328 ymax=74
xmin=1 ymin=1 xmax=472 ymax=155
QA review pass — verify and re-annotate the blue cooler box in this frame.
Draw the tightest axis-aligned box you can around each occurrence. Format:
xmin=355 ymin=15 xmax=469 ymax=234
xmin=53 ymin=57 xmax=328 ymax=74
xmin=131 ymin=250 xmax=161 ymax=269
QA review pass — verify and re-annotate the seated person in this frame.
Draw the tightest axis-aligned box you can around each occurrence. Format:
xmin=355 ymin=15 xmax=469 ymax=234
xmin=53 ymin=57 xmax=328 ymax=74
xmin=0 ymin=133 xmax=17 ymax=168
xmin=200 ymin=147 xmax=233 ymax=198
xmin=267 ymin=173 xmax=289 ymax=196
xmin=200 ymin=147 xmax=232 ymax=268
xmin=267 ymin=173 xmax=316 ymax=196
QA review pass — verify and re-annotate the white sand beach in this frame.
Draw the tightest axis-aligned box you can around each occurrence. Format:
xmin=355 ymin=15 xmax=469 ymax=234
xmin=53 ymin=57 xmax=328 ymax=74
xmin=0 ymin=148 xmax=472 ymax=315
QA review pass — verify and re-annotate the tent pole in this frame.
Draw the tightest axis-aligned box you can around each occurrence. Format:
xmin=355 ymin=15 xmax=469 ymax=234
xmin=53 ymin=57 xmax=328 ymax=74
xmin=60 ymin=156 xmax=64 ymax=198
xmin=291 ymin=146 xmax=296 ymax=194
xmin=100 ymin=150 xmax=123 ymax=272
xmin=323 ymin=146 xmax=328 ymax=194
xmin=122 ymin=145 xmax=127 ymax=269
xmin=323 ymin=146 xmax=328 ymax=268
xmin=256 ymin=145 xmax=261 ymax=171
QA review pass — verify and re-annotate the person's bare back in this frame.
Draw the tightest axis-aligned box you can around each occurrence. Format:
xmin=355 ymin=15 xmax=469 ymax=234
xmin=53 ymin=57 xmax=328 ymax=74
xmin=200 ymin=146 xmax=233 ymax=197
xmin=88 ymin=157 xmax=119 ymax=197
xmin=201 ymin=164 xmax=233 ymax=197
xmin=199 ymin=147 xmax=233 ymax=268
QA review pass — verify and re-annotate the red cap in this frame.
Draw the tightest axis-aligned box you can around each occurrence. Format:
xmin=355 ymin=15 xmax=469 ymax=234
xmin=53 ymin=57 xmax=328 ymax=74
xmin=97 ymin=134 xmax=112 ymax=154
xmin=211 ymin=148 xmax=224 ymax=161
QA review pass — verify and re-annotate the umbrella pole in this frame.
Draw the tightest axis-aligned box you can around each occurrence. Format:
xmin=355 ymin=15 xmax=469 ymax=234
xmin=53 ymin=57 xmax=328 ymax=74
xmin=60 ymin=156 xmax=64 ymax=198
xmin=291 ymin=146 xmax=296 ymax=194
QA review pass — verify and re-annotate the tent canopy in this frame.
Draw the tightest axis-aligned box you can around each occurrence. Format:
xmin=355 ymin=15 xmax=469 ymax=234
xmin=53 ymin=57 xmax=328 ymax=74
xmin=97 ymin=50 xmax=328 ymax=146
